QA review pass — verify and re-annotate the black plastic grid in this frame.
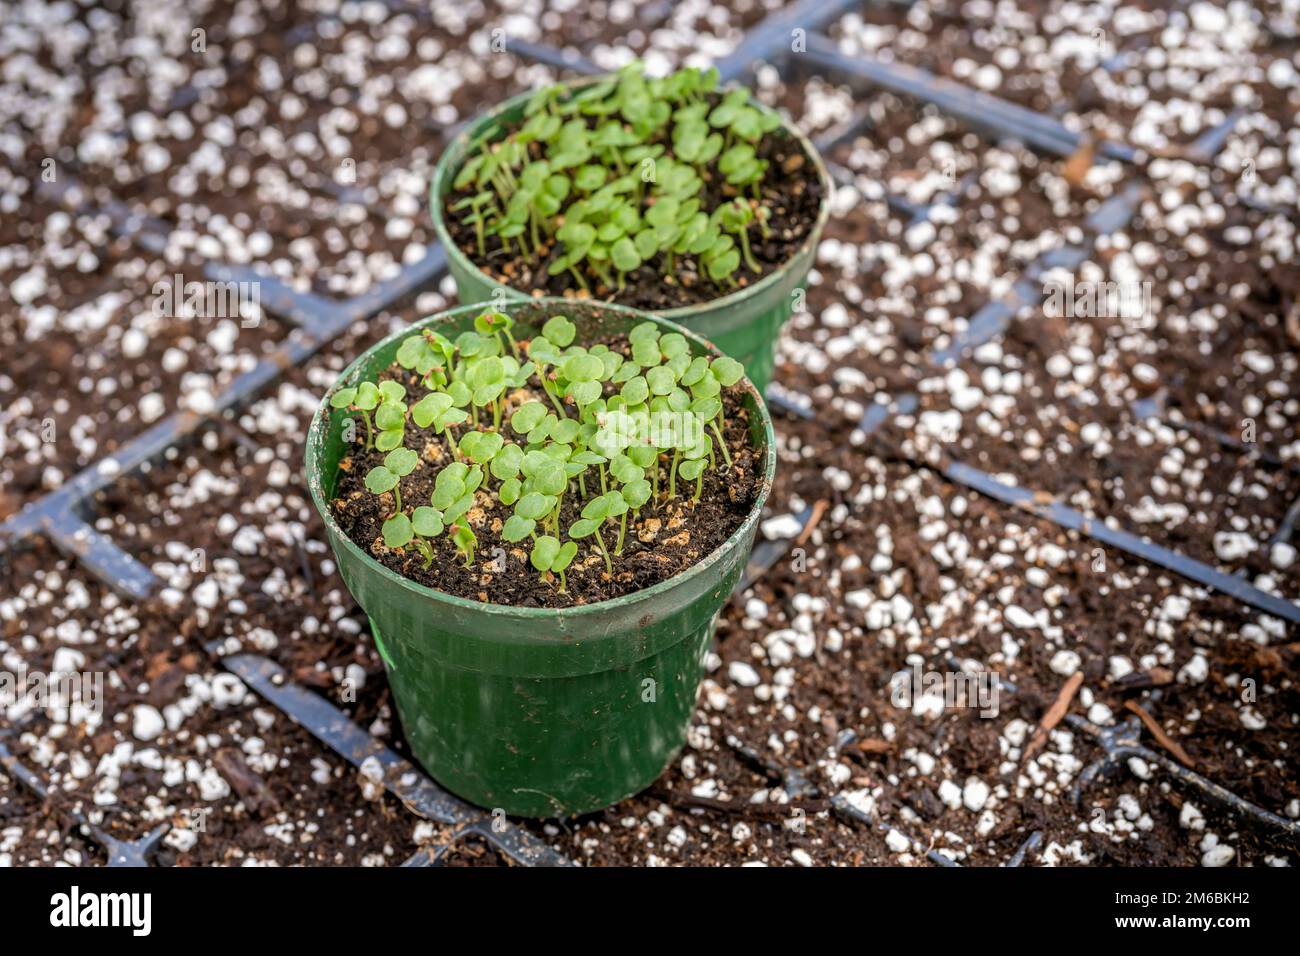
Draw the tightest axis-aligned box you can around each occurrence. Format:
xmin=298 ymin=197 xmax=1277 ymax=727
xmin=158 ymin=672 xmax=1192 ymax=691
xmin=0 ymin=0 xmax=1294 ymax=866
xmin=938 ymin=658 xmax=1300 ymax=844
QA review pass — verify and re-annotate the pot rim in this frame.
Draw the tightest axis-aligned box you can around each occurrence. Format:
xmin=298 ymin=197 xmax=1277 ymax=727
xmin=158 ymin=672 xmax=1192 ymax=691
xmin=305 ymin=298 xmax=777 ymax=622
xmin=428 ymin=74 xmax=834 ymax=320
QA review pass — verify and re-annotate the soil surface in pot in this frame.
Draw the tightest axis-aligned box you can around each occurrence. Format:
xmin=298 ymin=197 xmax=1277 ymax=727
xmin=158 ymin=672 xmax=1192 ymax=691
xmin=442 ymin=93 xmax=825 ymax=311
xmin=328 ymin=334 xmax=763 ymax=608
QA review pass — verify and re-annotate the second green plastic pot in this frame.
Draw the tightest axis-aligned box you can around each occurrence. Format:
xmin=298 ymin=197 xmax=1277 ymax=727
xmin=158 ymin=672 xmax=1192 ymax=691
xmin=428 ymin=77 xmax=833 ymax=394
xmin=306 ymin=299 xmax=775 ymax=818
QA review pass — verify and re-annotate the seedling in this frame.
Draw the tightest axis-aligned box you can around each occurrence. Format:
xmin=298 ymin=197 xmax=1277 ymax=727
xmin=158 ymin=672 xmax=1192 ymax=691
xmin=331 ymin=381 xmax=382 ymax=448
xmin=448 ymin=63 xmax=789 ymax=298
xmin=530 ymin=535 xmax=579 ymax=591
xmin=568 ymin=490 xmax=630 ymax=576
xmin=365 ymin=447 xmax=420 ymax=548
xmin=337 ymin=309 xmax=750 ymax=595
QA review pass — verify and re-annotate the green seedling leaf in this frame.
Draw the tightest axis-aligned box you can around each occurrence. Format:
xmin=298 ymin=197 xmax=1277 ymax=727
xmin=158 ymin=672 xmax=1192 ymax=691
xmin=499 ymin=477 xmax=522 ymax=506
xmin=604 ymin=491 xmax=629 ymax=517
xmin=628 ymin=444 xmax=659 ymax=469
xmin=365 ymin=466 xmax=400 ymax=495
xmin=563 ymin=353 xmax=604 ymax=382
xmin=658 ymin=333 xmax=689 ymax=358
xmin=411 ymin=507 xmax=444 ymax=537
xmin=599 ymin=350 xmax=624 ymax=378
xmin=354 ymin=382 xmax=381 ymax=410
xmin=610 ymin=456 xmax=642 ymax=484
xmin=628 ymin=321 xmax=658 ymax=344
xmin=468 ymin=355 xmax=505 ymax=388
xmin=516 ymin=493 xmax=554 ymax=521
xmin=667 ymin=354 xmax=691 ymax=379
xmin=447 ymin=381 xmax=472 ymax=407
xmin=375 ymin=430 xmax=404 ymax=452
xmin=553 ymin=541 xmax=578 ymax=572
xmin=620 ymin=376 xmax=649 ymax=406
xmin=691 ymin=373 xmax=722 ymax=400
xmin=572 ymin=450 xmax=606 ymax=466
xmin=574 ymin=165 xmax=606 ymax=191
xmin=679 ymin=458 xmax=707 ymax=481
xmin=429 ymin=485 xmax=459 ymax=511
xmin=451 ymin=524 xmax=477 ymax=565
xmin=581 ymin=495 xmax=612 ymax=521
xmin=510 ymin=401 xmax=547 ymax=434
xmin=492 ymin=442 xmax=524 ymax=480
xmin=442 ymin=491 xmax=476 ymax=526
xmin=622 ymin=478 xmax=652 ymax=510
xmin=550 ymin=418 xmax=581 ymax=445
xmin=502 ymin=514 xmax=536 ymax=543
xmin=527 ymin=419 xmax=552 ymax=445
xmin=330 ymin=387 xmax=358 ymax=408
xmin=706 ymin=248 xmax=740 ymax=282
xmin=411 ymin=392 xmax=454 ymax=428
xmin=383 ymin=514 xmax=414 ymax=549
xmin=638 ymin=228 xmax=664 ymax=261
xmin=457 ymin=430 xmax=483 ymax=460
xmin=631 ymin=338 xmax=661 ymax=367
xmin=384 ymin=447 xmax=420 ymax=477
xmin=646 ymin=365 xmax=676 ymax=396
xmin=611 ymin=237 xmax=641 ymax=272
xmin=535 ymin=462 xmax=568 ymax=496
xmin=397 ymin=336 xmax=439 ymax=374
xmin=711 ymin=356 xmax=745 ymax=387
xmin=542 ymin=314 xmax=576 ymax=347
xmin=568 ymin=380 xmax=603 ymax=406
xmin=440 ymin=461 xmax=470 ymax=484
xmin=456 ymin=331 xmax=488 ymax=357
xmin=465 ymin=430 xmax=504 ymax=464
xmin=531 ymin=535 xmax=561 ymax=571
xmin=474 ymin=310 xmax=513 ymax=336
xmin=680 ymin=355 xmax=709 ymax=387
xmin=692 ymin=396 xmax=722 ymax=421
xmin=521 ymin=450 xmax=553 ymax=478
xmin=375 ymin=401 xmax=406 ymax=432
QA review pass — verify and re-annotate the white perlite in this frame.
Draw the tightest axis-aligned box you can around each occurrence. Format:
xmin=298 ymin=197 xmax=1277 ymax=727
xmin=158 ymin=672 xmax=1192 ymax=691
xmin=1202 ymin=844 xmax=1236 ymax=868
xmin=132 ymin=705 xmax=165 ymax=741
xmin=1213 ymin=531 xmax=1256 ymax=561
xmin=1050 ymin=650 xmax=1082 ymax=676
xmin=1178 ymin=655 xmax=1209 ymax=684
xmin=962 ymin=777 xmax=990 ymax=812
xmin=1004 ymin=605 xmax=1037 ymax=630
xmin=728 ymin=661 xmax=760 ymax=688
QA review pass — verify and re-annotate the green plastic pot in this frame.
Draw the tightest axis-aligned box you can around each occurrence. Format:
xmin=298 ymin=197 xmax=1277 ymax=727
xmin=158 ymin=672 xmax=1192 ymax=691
xmin=306 ymin=298 xmax=775 ymax=818
xmin=428 ymin=77 xmax=833 ymax=394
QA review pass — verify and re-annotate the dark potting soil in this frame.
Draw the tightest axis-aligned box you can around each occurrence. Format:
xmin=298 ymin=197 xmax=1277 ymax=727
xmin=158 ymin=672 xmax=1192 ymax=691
xmin=0 ymin=538 xmax=425 ymax=867
xmin=329 ymin=341 xmax=764 ymax=609
xmin=442 ymin=101 xmax=826 ymax=311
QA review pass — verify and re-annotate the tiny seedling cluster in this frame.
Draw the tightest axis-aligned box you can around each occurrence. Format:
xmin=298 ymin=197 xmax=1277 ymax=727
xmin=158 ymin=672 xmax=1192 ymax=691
xmin=332 ymin=309 xmax=746 ymax=592
xmin=449 ymin=63 xmax=783 ymax=293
